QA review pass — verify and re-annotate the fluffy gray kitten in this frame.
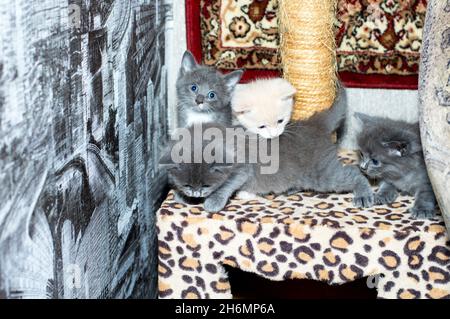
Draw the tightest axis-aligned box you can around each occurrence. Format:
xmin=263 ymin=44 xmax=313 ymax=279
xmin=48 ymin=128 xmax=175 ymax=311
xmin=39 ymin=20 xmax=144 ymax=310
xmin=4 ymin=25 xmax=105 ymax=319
xmin=355 ymin=113 xmax=437 ymax=219
xmin=239 ymin=97 xmax=375 ymax=208
xmin=161 ymin=93 xmax=374 ymax=212
xmin=176 ymin=51 xmax=243 ymax=127
xmin=160 ymin=124 xmax=249 ymax=212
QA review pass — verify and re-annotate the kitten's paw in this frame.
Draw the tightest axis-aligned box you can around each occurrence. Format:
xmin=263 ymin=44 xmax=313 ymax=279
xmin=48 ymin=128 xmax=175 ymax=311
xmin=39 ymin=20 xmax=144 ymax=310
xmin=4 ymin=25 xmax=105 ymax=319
xmin=173 ymin=191 xmax=188 ymax=204
xmin=285 ymin=188 xmax=300 ymax=196
xmin=204 ymin=196 xmax=228 ymax=213
xmin=374 ymin=191 xmax=397 ymax=205
xmin=409 ymin=207 xmax=437 ymax=219
xmin=353 ymin=192 xmax=374 ymax=208
xmin=236 ymin=191 xmax=260 ymax=201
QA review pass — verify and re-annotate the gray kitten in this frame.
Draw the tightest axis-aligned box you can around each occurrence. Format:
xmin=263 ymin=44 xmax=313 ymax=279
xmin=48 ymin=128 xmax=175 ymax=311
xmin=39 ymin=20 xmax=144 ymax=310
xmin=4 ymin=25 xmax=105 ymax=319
xmin=355 ymin=113 xmax=437 ymax=219
xmin=176 ymin=51 xmax=243 ymax=127
xmin=239 ymin=97 xmax=375 ymax=208
xmin=160 ymin=124 xmax=249 ymax=212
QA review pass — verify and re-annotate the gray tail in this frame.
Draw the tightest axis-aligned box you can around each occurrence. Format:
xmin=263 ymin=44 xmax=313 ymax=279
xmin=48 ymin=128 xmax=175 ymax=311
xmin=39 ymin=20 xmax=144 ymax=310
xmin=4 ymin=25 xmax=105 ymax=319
xmin=327 ymin=84 xmax=348 ymax=134
xmin=307 ymin=83 xmax=348 ymax=134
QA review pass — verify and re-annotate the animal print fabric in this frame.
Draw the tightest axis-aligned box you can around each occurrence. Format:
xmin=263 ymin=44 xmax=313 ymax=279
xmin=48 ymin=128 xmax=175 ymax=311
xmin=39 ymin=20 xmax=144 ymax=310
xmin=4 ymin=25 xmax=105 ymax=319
xmin=200 ymin=0 xmax=427 ymax=76
xmin=157 ymin=151 xmax=450 ymax=299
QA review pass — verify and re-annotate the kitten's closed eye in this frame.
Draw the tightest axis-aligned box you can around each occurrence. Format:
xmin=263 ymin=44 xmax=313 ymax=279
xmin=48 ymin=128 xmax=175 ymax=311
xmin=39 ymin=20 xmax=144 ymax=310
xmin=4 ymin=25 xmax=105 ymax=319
xmin=259 ymin=125 xmax=266 ymax=129
xmin=278 ymin=119 xmax=284 ymax=124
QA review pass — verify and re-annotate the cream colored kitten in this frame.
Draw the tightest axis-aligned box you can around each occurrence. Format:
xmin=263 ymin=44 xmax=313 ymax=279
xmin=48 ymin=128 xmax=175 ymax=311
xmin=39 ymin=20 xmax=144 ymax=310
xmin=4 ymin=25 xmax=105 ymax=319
xmin=232 ymin=78 xmax=296 ymax=139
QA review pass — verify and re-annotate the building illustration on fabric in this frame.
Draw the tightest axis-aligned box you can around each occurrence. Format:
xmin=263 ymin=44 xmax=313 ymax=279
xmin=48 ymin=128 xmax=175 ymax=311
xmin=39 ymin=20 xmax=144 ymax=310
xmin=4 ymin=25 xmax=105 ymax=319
xmin=0 ymin=0 xmax=171 ymax=298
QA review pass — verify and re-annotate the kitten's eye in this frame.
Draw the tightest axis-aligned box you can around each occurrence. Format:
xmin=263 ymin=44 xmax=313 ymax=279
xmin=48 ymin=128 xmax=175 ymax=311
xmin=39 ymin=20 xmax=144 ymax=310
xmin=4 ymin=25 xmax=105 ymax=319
xmin=190 ymin=84 xmax=198 ymax=92
xmin=202 ymin=184 xmax=210 ymax=188
xmin=207 ymin=91 xmax=217 ymax=100
xmin=371 ymin=159 xmax=380 ymax=166
xmin=277 ymin=119 xmax=284 ymax=124
xmin=183 ymin=184 xmax=191 ymax=188
xmin=258 ymin=125 xmax=266 ymax=129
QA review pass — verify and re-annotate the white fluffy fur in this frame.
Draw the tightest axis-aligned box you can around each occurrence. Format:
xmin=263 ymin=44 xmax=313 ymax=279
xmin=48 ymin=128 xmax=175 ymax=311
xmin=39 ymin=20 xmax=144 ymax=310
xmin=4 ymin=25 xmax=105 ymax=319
xmin=231 ymin=78 xmax=296 ymax=139
xmin=184 ymin=110 xmax=215 ymax=126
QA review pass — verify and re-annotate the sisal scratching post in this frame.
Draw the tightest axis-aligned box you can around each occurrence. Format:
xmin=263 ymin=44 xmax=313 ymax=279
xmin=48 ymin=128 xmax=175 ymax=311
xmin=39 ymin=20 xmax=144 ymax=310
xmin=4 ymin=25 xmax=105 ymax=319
xmin=279 ymin=0 xmax=338 ymax=120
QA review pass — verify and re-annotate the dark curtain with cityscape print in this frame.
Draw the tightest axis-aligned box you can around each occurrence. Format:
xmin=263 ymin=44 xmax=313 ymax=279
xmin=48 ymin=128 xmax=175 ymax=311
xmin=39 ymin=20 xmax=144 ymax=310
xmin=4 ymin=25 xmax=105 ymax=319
xmin=0 ymin=0 xmax=170 ymax=299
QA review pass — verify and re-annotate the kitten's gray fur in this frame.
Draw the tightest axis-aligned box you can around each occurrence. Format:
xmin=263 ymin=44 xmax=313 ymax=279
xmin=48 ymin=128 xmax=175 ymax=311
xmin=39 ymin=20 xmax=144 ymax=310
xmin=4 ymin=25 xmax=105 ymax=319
xmin=355 ymin=113 xmax=437 ymax=219
xmin=160 ymin=124 xmax=249 ymax=212
xmin=176 ymin=51 xmax=243 ymax=127
xmin=240 ymin=95 xmax=375 ymax=208
xmin=161 ymin=90 xmax=374 ymax=212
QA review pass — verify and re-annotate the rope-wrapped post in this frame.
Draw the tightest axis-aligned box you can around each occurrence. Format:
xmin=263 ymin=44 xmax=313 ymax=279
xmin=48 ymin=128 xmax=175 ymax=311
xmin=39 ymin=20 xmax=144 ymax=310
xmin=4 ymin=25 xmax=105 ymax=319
xmin=279 ymin=0 xmax=338 ymax=120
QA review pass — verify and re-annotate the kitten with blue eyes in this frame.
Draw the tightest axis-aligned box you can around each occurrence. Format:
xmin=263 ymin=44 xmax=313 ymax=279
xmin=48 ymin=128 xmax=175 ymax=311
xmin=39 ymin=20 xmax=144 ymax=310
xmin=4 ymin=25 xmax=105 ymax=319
xmin=176 ymin=51 xmax=243 ymax=127
xmin=355 ymin=113 xmax=437 ymax=219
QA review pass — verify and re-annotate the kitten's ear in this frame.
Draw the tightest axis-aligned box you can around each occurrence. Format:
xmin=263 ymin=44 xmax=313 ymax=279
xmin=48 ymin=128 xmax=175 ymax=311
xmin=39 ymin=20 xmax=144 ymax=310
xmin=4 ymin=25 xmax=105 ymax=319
xmin=279 ymin=80 xmax=296 ymax=101
xmin=180 ymin=51 xmax=198 ymax=74
xmin=354 ymin=112 xmax=375 ymax=125
xmin=231 ymin=86 xmax=250 ymax=114
xmin=224 ymin=70 xmax=244 ymax=91
xmin=381 ymin=141 xmax=409 ymax=157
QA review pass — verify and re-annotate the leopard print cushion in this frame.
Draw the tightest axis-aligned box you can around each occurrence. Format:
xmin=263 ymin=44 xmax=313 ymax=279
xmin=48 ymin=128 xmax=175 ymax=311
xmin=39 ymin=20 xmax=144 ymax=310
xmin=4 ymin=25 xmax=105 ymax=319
xmin=157 ymin=151 xmax=450 ymax=299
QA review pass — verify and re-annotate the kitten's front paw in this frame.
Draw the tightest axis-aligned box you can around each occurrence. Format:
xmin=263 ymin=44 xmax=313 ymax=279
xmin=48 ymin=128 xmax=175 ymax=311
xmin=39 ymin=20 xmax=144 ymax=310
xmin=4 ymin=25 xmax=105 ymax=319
xmin=409 ymin=207 xmax=436 ymax=219
xmin=204 ymin=195 xmax=228 ymax=213
xmin=374 ymin=191 xmax=398 ymax=205
xmin=173 ymin=191 xmax=188 ymax=204
xmin=353 ymin=191 xmax=374 ymax=208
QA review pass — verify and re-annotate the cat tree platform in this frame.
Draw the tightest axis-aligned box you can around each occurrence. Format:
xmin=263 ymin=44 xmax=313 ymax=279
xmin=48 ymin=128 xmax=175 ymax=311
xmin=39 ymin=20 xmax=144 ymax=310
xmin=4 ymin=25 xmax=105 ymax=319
xmin=157 ymin=152 xmax=450 ymax=299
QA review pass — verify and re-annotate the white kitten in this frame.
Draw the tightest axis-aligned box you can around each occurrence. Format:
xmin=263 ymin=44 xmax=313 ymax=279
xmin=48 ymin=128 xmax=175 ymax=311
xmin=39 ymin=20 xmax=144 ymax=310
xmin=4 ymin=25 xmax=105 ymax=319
xmin=231 ymin=78 xmax=296 ymax=139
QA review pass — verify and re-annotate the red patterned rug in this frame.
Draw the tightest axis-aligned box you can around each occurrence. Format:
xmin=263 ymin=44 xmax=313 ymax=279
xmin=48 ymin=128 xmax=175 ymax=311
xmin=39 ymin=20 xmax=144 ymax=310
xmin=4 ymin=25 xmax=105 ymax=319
xmin=186 ymin=0 xmax=427 ymax=89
